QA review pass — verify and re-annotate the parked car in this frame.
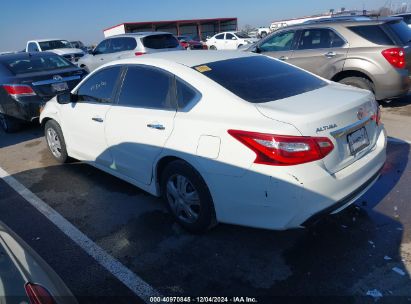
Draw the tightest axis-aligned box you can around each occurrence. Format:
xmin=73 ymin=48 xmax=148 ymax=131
xmin=69 ymin=40 xmax=91 ymax=53
xmin=78 ymin=32 xmax=183 ymax=72
xmin=248 ymin=27 xmax=271 ymax=38
xmin=206 ymin=32 xmax=258 ymax=50
xmin=26 ymin=39 xmax=85 ymax=63
xmin=0 ymin=221 xmax=77 ymax=303
xmin=177 ymin=35 xmax=205 ymax=50
xmin=243 ymin=17 xmax=411 ymax=101
xmin=0 ymin=52 xmax=86 ymax=132
xmin=40 ymin=51 xmax=386 ymax=233
xmin=392 ymin=13 xmax=411 ymax=27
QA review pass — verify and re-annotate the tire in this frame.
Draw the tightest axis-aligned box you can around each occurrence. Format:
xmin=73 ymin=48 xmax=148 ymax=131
xmin=44 ymin=120 xmax=69 ymax=163
xmin=237 ymin=44 xmax=243 ymax=49
xmin=0 ymin=114 xmax=21 ymax=133
xmin=260 ymin=31 xmax=267 ymax=38
xmin=209 ymin=45 xmax=217 ymax=50
xmin=160 ymin=160 xmax=217 ymax=233
xmin=338 ymin=77 xmax=375 ymax=95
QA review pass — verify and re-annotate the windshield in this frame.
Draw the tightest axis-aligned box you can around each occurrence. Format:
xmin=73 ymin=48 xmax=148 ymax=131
xmin=235 ymin=32 xmax=251 ymax=38
xmin=39 ymin=40 xmax=73 ymax=51
xmin=2 ymin=55 xmax=73 ymax=74
xmin=192 ymin=56 xmax=327 ymax=103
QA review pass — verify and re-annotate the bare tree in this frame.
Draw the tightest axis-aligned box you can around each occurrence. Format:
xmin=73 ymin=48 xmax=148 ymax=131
xmin=242 ymin=24 xmax=254 ymax=35
xmin=379 ymin=6 xmax=393 ymax=16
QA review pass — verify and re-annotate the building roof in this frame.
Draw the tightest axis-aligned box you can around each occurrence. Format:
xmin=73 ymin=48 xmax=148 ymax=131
xmin=104 ymin=17 xmax=237 ymax=32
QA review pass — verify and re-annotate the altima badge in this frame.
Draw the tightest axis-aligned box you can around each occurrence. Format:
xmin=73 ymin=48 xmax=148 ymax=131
xmin=316 ymin=124 xmax=338 ymax=133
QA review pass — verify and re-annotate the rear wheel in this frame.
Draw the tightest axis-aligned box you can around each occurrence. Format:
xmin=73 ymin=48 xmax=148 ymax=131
xmin=237 ymin=44 xmax=243 ymax=49
xmin=0 ymin=114 xmax=21 ymax=133
xmin=160 ymin=160 xmax=217 ymax=233
xmin=44 ymin=120 xmax=69 ymax=163
xmin=338 ymin=77 xmax=375 ymax=95
xmin=209 ymin=45 xmax=217 ymax=50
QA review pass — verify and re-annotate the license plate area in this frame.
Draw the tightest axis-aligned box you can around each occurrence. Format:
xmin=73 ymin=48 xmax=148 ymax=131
xmin=347 ymin=127 xmax=369 ymax=155
xmin=51 ymin=82 xmax=68 ymax=92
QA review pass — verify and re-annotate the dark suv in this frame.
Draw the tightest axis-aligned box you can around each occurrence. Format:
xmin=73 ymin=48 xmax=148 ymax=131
xmin=245 ymin=17 xmax=411 ymax=100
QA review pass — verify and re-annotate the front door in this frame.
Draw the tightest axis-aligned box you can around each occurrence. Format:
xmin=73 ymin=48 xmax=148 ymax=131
xmin=257 ymin=30 xmax=297 ymax=62
xmin=105 ymin=65 xmax=177 ymax=185
xmin=60 ymin=65 xmax=122 ymax=165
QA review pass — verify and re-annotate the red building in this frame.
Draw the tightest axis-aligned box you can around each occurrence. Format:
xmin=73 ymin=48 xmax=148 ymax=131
xmin=103 ymin=17 xmax=238 ymax=41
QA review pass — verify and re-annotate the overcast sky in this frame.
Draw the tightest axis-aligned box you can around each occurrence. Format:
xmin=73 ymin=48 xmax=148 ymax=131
xmin=0 ymin=0 xmax=393 ymax=52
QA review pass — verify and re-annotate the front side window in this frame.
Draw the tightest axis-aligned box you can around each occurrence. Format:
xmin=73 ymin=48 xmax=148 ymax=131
xmin=192 ymin=56 xmax=326 ymax=103
xmin=226 ymin=33 xmax=236 ymax=40
xmin=297 ymin=29 xmax=344 ymax=50
xmin=94 ymin=40 xmax=110 ymax=55
xmin=76 ymin=66 xmax=121 ymax=103
xmin=259 ymin=31 xmax=295 ymax=52
xmin=38 ymin=40 xmax=72 ymax=51
xmin=117 ymin=66 xmax=175 ymax=110
xmin=110 ymin=38 xmax=137 ymax=53
xmin=28 ymin=43 xmax=39 ymax=52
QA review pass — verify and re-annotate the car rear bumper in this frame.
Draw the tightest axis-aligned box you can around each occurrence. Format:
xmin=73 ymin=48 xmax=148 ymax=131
xmin=206 ymin=127 xmax=387 ymax=230
xmin=0 ymin=96 xmax=45 ymax=121
xmin=374 ymin=68 xmax=411 ymax=100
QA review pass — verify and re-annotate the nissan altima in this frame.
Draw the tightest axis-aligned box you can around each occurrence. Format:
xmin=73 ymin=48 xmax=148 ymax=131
xmin=39 ymin=51 xmax=386 ymax=233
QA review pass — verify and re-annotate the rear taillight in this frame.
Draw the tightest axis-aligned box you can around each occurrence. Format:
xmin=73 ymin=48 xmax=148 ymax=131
xmin=228 ymin=130 xmax=334 ymax=166
xmin=24 ymin=283 xmax=56 ymax=304
xmin=135 ymin=52 xmax=145 ymax=56
xmin=371 ymin=101 xmax=382 ymax=125
xmin=382 ymin=48 xmax=406 ymax=69
xmin=3 ymin=84 xmax=36 ymax=96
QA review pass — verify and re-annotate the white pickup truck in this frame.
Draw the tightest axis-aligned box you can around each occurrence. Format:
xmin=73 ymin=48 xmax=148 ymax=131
xmin=26 ymin=39 xmax=85 ymax=63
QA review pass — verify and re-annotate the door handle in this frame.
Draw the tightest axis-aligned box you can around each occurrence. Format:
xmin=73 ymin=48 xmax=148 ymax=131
xmin=92 ymin=117 xmax=104 ymax=122
xmin=100 ymin=58 xmax=104 ymax=60
xmin=324 ymin=51 xmax=337 ymax=58
xmin=147 ymin=123 xmax=165 ymax=130
xmin=279 ymin=56 xmax=289 ymax=61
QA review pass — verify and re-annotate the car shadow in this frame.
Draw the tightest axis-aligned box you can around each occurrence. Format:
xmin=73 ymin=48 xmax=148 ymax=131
xmin=4 ymin=140 xmax=411 ymax=302
xmin=0 ymin=123 xmax=42 ymax=149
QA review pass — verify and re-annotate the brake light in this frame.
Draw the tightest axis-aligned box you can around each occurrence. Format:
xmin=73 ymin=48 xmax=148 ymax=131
xmin=228 ymin=130 xmax=334 ymax=166
xmin=24 ymin=283 xmax=56 ymax=304
xmin=135 ymin=52 xmax=145 ymax=56
xmin=382 ymin=48 xmax=406 ymax=69
xmin=3 ymin=84 xmax=36 ymax=96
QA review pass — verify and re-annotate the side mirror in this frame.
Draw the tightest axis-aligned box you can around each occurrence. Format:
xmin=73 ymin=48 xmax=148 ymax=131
xmin=57 ymin=92 xmax=77 ymax=104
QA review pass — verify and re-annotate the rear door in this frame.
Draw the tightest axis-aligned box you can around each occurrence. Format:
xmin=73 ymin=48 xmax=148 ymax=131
xmin=105 ymin=65 xmax=177 ymax=185
xmin=214 ymin=33 xmax=226 ymax=50
xmin=109 ymin=37 xmax=137 ymax=60
xmin=288 ymin=28 xmax=348 ymax=79
xmin=257 ymin=30 xmax=297 ymax=62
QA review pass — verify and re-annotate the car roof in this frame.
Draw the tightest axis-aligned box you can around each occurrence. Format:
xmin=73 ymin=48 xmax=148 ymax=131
xmin=107 ymin=50 xmax=257 ymax=68
xmin=284 ymin=16 xmax=403 ymax=29
xmin=109 ymin=32 xmax=173 ymax=39
xmin=0 ymin=51 xmax=59 ymax=62
xmin=29 ymin=39 xmax=68 ymax=42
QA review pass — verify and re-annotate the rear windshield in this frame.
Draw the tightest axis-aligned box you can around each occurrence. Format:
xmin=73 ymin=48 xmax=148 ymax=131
xmin=2 ymin=55 xmax=73 ymax=75
xmin=193 ymin=56 xmax=327 ymax=103
xmin=38 ymin=40 xmax=73 ymax=51
xmin=348 ymin=25 xmax=394 ymax=45
xmin=142 ymin=34 xmax=179 ymax=49
xmin=386 ymin=21 xmax=411 ymax=44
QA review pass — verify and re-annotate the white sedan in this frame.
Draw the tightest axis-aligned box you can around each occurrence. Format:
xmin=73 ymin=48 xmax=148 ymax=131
xmin=40 ymin=51 xmax=386 ymax=233
xmin=206 ymin=32 xmax=257 ymax=50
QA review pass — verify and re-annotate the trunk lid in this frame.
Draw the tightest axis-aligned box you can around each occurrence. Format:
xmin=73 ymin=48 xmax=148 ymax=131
xmin=14 ymin=67 xmax=85 ymax=99
xmin=255 ymin=83 xmax=380 ymax=173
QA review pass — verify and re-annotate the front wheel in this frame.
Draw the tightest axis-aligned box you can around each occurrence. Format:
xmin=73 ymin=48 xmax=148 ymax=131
xmin=161 ymin=160 xmax=217 ymax=233
xmin=44 ymin=120 xmax=69 ymax=163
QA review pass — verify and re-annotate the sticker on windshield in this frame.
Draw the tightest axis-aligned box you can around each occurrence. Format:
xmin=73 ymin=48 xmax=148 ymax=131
xmin=194 ymin=65 xmax=212 ymax=73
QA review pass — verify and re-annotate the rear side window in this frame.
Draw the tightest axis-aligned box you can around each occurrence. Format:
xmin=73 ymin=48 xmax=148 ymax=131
xmin=77 ymin=66 xmax=121 ymax=103
xmin=348 ymin=25 xmax=394 ymax=45
xmin=142 ymin=34 xmax=179 ymax=49
xmin=297 ymin=29 xmax=345 ymax=50
xmin=2 ymin=55 xmax=72 ymax=75
xmin=385 ymin=21 xmax=411 ymax=45
xmin=193 ymin=56 xmax=327 ymax=103
xmin=118 ymin=66 xmax=175 ymax=109
xmin=215 ymin=34 xmax=225 ymax=40
xmin=176 ymin=79 xmax=197 ymax=108
xmin=110 ymin=37 xmax=137 ymax=53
